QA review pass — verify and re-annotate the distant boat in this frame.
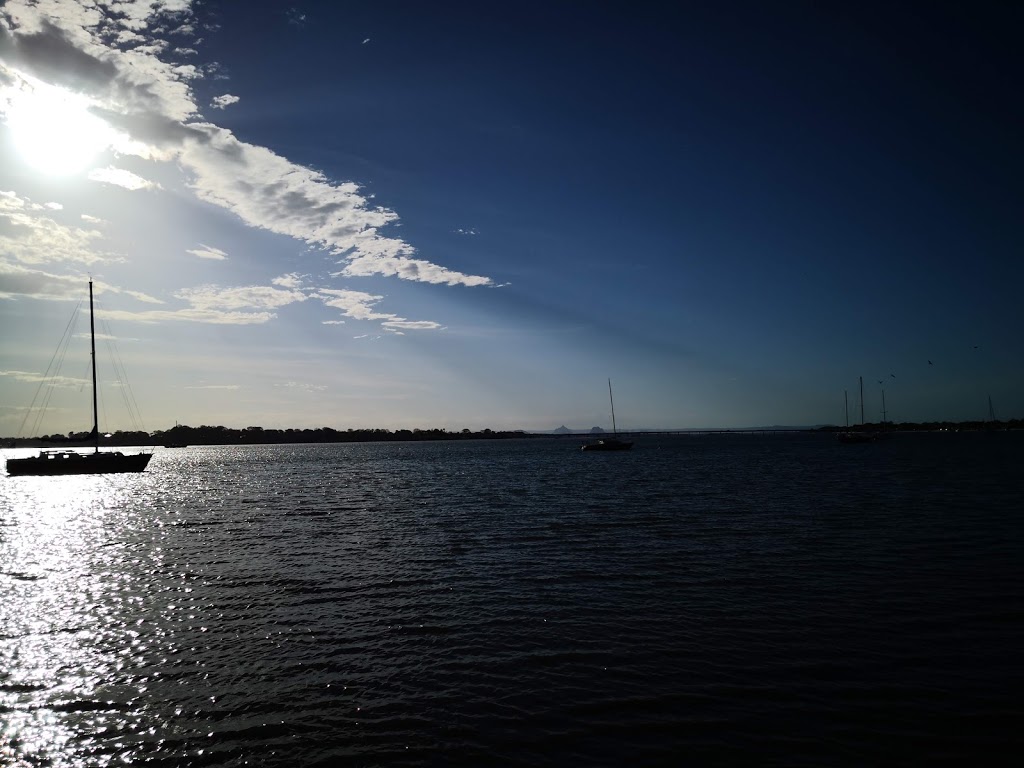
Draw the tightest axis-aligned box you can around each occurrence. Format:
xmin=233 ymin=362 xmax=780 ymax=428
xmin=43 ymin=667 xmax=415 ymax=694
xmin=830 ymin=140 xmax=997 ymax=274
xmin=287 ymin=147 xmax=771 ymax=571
xmin=164 ymin=421 xmax=188 ymax=447
xmin=582 ymin=379 xmax=633 ymax=452
xmin=837 ymin=376 xmax=879 ymax=444
xmin=6 ymin=281 xmax=152 ymax=476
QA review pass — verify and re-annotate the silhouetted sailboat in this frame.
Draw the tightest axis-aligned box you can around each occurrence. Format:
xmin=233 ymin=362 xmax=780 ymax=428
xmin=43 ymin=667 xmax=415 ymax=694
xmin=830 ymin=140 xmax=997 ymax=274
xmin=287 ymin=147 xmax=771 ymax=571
xmin=6 ymin=281 xmax=152 ymax=476
xmin=582 ymin=379 xmax=633 ymax=451
xmin=837 ymin=376 xmax=878 ymax=443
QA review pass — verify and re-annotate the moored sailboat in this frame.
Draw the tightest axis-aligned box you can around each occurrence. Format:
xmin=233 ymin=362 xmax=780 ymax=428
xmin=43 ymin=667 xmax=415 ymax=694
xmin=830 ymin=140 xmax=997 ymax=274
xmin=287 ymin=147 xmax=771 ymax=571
xmin=837 ymin=376 xmax=879 ymax=443
xmin=582 ymin=379 xmax=633 ymax=451
xmin=6 ymin=281 xmax=152 ymax=476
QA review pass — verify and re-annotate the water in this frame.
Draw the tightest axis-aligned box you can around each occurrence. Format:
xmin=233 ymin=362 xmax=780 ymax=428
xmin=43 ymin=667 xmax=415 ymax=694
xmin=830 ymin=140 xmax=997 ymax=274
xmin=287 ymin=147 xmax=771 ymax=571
xmin=2 ymin=433 xmax=1022 ymax=766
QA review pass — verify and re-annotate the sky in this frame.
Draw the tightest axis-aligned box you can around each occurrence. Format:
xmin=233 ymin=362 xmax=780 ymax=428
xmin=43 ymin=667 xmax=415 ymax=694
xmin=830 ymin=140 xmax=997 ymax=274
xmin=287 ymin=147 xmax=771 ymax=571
xmin=0 ymin=0 xmax=1021 ymax=435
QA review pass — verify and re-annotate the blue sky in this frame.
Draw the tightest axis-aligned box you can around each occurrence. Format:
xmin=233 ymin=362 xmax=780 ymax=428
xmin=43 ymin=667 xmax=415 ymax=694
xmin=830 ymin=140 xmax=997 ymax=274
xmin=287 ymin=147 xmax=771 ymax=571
xmin=0 ymin=0 xmax=1021 ymax=434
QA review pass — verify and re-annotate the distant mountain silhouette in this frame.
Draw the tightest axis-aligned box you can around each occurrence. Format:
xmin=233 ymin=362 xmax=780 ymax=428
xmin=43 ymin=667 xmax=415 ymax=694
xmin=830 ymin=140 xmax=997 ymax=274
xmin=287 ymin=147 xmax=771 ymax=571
xmin=552 ymin=425 xmax=572 ymax=434
xmin=589 ymin=426 xmax=605 ymax=434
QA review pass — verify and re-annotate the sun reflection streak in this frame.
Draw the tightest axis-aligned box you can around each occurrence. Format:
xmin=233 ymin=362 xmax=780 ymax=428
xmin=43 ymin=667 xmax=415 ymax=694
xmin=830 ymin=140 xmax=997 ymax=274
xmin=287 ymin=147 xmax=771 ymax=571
xmin=0 ymin=475 xmax=158 ymax=766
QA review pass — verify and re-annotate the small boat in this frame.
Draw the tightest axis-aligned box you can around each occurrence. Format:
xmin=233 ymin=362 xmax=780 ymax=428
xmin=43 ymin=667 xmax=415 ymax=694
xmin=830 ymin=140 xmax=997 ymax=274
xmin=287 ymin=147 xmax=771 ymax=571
xmin=582 ymin=379 xmax=633 ymax=452
xmin=581 ymin=436 xmax=634 ymax=451
xmin=837 ymin=376 xmax=879 ymax=444
xmin=6 ymin=281 xmax=152 ymax=476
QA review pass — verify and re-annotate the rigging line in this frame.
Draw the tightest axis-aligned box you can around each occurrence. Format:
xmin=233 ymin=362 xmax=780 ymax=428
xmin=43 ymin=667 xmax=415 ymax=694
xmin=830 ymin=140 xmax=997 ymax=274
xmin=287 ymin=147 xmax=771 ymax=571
xmin=21 ymin=301 xmax=83 ymax=438
xmin=98 ymin=313 xmax=146 ymax=433
xmin=31 ymin=328 xmax=80 ymax=438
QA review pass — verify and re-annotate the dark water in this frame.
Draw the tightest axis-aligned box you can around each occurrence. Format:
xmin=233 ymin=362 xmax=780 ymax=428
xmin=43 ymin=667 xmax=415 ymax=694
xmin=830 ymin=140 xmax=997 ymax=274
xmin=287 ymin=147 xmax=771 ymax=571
xmin=2 ymin=433 xmax=1022 ymax=766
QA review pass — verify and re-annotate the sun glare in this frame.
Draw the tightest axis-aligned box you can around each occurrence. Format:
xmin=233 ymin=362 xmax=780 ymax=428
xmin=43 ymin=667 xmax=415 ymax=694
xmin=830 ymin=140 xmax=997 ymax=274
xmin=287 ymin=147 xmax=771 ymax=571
xmin=4 ymin=83 xmax=118 ymax=176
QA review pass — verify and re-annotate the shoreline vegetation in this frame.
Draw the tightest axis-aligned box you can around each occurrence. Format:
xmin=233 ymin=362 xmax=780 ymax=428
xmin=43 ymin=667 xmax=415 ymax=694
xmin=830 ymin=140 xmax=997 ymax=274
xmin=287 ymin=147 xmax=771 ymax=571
xmin=3 ymin=419 xmax=1021 ymax=448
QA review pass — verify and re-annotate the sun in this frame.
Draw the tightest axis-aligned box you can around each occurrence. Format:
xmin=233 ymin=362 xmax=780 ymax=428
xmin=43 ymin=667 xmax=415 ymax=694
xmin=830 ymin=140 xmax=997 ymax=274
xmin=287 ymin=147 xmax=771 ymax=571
xmin=4 ymin=81 xmax=118 ymax=176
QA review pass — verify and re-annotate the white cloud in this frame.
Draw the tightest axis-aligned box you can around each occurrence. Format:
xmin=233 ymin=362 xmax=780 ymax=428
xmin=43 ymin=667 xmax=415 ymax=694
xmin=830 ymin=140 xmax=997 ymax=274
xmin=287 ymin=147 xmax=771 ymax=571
xmin=186 ymin=244 xmax=228 ymax=260
xmin=272 ymin=272 xmax=306 ymax=288
xmin=0 ymin=262 xmax=163 ymax=302
xmin=176 ymin=125 xmax=491 ymax=287
xmin=44 ymin=201 xmax=63 ymax=210
xmin=98 ymin=307 xmax=276 ymax=325
xmin=276 ymin=381 xmax=327 ymax=392
xmin=0 ymin=369 xmax=87 ymax=387
xmin=87 ymin=166 xmax=160 ymax=190
xmin=0 ymin=191 xmax=109 ymax=265
xmin=318 ymin=288 xmax=442 ymax=331
xmin=210 ymin=93 xmax=239 ymax=109
xmin=175 ymin=283 xmax=307 ymax=311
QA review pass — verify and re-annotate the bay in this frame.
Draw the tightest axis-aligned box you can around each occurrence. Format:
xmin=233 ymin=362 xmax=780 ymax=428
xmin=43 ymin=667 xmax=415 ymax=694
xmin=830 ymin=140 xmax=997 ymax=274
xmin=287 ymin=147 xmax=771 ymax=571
xmin=2 ymin=433 xmax=1022 ymax=766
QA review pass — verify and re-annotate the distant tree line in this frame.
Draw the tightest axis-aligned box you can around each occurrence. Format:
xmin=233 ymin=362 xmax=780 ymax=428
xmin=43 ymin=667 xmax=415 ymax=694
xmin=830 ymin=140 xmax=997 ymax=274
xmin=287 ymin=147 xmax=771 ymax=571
xmin=817 ymin=419 xmax=1023 ymax=433
xmin=5 ymin=419 xmax=1020 ymax=448
xmin=7 ymin=424 xmax=533 ymax=447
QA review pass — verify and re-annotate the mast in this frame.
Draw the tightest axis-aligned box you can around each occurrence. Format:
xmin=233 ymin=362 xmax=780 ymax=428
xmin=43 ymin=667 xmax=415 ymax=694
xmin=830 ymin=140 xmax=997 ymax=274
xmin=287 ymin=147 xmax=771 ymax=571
xmin=608 ymin=378 xmax=617 ymax=434
xmin=89 ymin=280 xmax=99 ymax=453
xmin=844 ymin=390 xmax=849 ymax=428
xmin=859 ymin=376 xmax=864 ymax=426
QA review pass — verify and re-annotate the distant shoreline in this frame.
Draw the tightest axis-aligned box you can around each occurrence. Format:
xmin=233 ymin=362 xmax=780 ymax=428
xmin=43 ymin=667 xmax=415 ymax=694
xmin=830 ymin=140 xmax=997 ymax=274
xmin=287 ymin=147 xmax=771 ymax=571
xmin=3 ymin=420 xmax=1020 ymax=449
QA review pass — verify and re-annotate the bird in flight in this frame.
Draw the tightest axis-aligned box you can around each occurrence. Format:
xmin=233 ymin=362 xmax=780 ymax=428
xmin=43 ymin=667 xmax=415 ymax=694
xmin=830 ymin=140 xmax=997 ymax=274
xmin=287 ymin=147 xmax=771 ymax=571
xmin=928 ymin=360 xmax=933 ymax=365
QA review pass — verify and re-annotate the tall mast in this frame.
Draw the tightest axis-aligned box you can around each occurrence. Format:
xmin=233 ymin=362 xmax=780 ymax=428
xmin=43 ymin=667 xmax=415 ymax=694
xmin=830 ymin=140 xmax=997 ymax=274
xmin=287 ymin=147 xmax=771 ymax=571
xmin=859 ymin=376 xmax=864 ymax=425
xmin=89 ymin=280 xmax=99 ymax=453
xmin=608 ymin=378 xmax=617 ymax=435
xmin=844 ymin=389 xmax=849 ymax=428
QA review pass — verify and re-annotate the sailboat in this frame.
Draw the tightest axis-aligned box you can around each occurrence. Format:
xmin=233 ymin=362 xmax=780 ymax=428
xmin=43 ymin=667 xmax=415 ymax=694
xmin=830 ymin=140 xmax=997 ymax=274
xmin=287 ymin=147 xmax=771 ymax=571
xmin=6 ymin=281 xmax=153 ymax=476
xmin=581 ymin=379 xmax=633 ymax=451
xmin=837 ymin=376 xmax=878 ymax=443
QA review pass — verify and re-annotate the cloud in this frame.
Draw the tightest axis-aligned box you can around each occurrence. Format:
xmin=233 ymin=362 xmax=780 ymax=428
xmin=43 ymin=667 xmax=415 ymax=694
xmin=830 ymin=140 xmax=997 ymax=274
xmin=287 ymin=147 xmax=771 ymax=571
xmin=362 ymin=38 xmax=371 ymax=44
xmin=0 ymin=262 xmax=163 ymax=302
xmin=184 ymin=384 xmax=240 ymax=390
xmin=0 ymin=191 xmax=108 ymax=265
xmin=93 ymin=279 xmax=306 ymax=325
xmin=186 ymin=244 xmax=228 ymax=260
xmin=0 ymin=369 xmax=87 ymax=387
xmin=272 ymin=272 xmax=306 ymax=288
xmin=276 ymin=381 xmax=327 ymax=392
xmin=318 ymin=288 xmax=442 ymax=331
xmin=454 ymin=227 xmax=478 ymax=236
xmin=87 ymin=166 xmax=160 ymax=190
xmin=98 ymin=307 xmax=276 ymax=325
xmin=210 ymin=93 xmax=239 ymax=109
xmin=321 ymin=320 xmax=345 ymax=325
xmin=175 ymin=283 xmax=307 ymax=311
xmin=178 ymin=124 xmax=493 ymax=287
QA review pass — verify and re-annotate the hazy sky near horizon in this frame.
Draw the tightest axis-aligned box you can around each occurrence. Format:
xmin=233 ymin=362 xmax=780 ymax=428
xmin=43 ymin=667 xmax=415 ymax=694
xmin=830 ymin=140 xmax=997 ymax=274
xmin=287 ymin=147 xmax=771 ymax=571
xmin=0 ymin=0 xmax=1021 ymax=434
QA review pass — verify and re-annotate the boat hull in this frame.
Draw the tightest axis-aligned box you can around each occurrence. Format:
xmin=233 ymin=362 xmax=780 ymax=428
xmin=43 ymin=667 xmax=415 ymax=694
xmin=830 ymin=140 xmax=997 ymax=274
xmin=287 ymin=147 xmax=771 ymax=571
xmin=6 ymin=451 xmax=152 ymax=476
xmin=581 ymin=439 xmax=633 ymax=451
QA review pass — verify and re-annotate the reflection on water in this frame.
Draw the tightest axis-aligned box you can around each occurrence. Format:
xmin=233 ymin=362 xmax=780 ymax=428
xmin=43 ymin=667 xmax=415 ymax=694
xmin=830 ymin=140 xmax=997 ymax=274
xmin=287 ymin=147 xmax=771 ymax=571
xmin=2 ymin=435 xmax=1023 ymax=766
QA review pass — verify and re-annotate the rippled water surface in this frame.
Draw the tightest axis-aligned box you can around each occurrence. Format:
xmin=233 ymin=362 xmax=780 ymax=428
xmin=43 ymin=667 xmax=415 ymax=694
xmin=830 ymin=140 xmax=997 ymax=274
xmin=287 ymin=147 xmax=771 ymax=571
xmin=2 ymin=433 xmax=1022 ymax=766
